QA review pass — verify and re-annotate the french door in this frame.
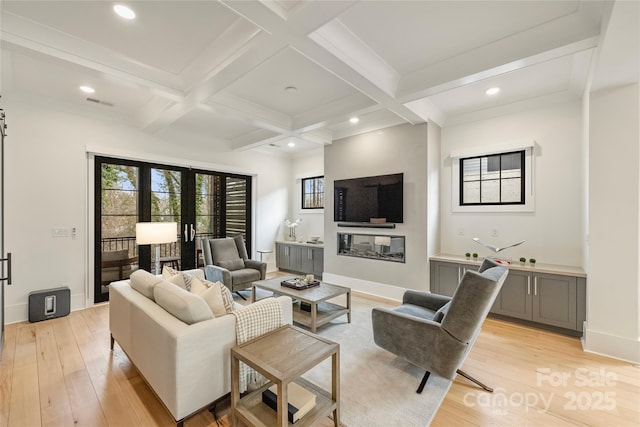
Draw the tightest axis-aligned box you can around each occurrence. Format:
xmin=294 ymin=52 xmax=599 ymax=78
xmin=94 ymin=156 xmax=251 ymax=303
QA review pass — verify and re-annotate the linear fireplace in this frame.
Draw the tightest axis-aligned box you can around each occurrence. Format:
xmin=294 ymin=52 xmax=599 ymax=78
xmin=337 ymin=233 xmax=405 ymax=263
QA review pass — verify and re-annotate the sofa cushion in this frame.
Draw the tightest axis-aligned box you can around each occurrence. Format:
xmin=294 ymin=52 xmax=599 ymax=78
xmin=130 ymin=269 xmax=163 ymax=300
xmin=230 ymin=268 xmax=261 ymax=284
xmin=153 ymin=281 xmax=214 ymax=324
xmin=211 ymin=238 xmax=240 ymax=262
xmin=217 ymin=258 xmax=245 ymax=271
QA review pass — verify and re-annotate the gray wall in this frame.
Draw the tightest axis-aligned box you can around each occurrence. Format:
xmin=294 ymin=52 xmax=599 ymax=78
xmin=324 ymin=123 xmax=430 ymax=297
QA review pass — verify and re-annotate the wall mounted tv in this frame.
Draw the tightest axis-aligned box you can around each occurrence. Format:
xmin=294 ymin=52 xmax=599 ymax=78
xmin=334 ymin=173 xmax=403 ymax=223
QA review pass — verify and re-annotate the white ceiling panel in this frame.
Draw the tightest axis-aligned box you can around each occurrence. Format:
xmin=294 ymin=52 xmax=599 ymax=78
xmin=8 ymin=51 xmax=153 ymax=116
xmin=222 ymin=47 xmax=360 ymax=116
xmin=3 ymin=0 xmax=240 ymax=75
xmin=165 ymin=108 xmax=262 ymax=142
xmin=339 ymin=1 xmax=587 ymax=74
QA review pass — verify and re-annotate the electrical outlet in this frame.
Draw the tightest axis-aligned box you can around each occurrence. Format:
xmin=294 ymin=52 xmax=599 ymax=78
xmin=52 ymin=227 xmax=70 ymax=238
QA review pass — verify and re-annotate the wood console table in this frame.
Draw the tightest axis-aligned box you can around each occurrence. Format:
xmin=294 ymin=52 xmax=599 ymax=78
xmin=231 ymin=325 xmax=340 ymax=427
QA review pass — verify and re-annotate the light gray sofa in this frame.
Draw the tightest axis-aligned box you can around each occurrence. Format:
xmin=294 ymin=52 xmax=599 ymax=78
xmin=109 ymin=268 xmax=292 ymax=426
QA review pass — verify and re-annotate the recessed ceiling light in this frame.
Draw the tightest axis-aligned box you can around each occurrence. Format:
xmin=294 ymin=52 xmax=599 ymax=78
xmin=114 ymin=4 xmax=136 ymax=20
xmin=486 ymin=87 xmax=500 ymax=96
xmin=288 ymin=141 xmax=295 ymax=148
xmin=284 ymin=86 xmax=297 ymax=94
xmin=80 ymin=85 xmax=95 ymax=94
xmin=349 ymin=117 xmax=359 ymax=124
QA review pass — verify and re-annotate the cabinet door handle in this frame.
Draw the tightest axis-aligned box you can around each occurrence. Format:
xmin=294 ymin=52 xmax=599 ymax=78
xmin=534 ymin=277 xmax=538 ymax=296
xmin=527 ymin=276 xmax=531 ymax=295
xmin=458 ymin=267 xmax=462 ymax=283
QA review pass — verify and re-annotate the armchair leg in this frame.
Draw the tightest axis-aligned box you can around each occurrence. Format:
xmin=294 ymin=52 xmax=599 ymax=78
xmin=416 ymin=371 xmax=430 ymax=394
xmin=457 ymin=369 xmax=493 ymax=392
xmin=235 ymin=291 xmax=247 ymax=300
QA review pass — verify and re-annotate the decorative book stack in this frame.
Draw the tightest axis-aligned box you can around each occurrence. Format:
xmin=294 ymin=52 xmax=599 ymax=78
xmin=262 ymin=382 xmax=316 ymax=423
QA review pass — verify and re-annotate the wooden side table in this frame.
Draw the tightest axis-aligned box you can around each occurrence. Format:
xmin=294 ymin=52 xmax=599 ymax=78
xmin=231 ymin=325 xmax=340 ymax=427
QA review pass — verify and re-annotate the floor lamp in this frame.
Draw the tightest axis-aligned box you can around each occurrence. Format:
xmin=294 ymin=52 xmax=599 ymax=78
xmin=136 ymin=222 xmax=177 ymax=274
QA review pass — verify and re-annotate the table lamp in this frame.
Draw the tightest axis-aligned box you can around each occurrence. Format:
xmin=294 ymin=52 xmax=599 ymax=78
xmin=136 ymin=222 xmax=177 ymax=274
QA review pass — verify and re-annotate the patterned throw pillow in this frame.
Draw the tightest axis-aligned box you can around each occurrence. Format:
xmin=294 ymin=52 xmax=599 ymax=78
xmin=162 ymin=265 xmax=193 ymax=291
xmin=183 ymin=271 xmax=235 ymax=314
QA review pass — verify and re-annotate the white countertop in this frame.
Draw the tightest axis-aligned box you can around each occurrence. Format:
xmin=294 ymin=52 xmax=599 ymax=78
xmin=430 ymin=254 xmax=586 ymax=278
xmin=276 ymin=240 xmax=325 ymax=248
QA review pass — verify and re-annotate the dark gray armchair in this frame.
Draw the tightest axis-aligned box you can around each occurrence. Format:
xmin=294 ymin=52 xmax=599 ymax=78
xmin=372 ymin=258 xmax=508 ymax=393
xmin=201 ymin=236 xmax=267 ymax=298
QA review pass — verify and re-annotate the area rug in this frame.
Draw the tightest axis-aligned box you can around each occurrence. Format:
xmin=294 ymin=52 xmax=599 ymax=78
xmin=243 ymin=290 xmax=452 ymax=427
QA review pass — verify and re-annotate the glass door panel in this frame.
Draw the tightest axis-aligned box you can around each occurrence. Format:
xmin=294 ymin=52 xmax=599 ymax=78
xmin=97 ymin=163 xmax=139 ymax=302
xmin=151 ymin=168 xmax=181 ymax=272
xmin=195 ymin=173 xmax=220 ymax=267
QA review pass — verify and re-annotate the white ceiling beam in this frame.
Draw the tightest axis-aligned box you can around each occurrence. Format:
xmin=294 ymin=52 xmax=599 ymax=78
xmin=202 ymin=93 xmax=292 ymax=133
xmin=230 ymin=130 xmax=285 ymax=151
xmin=398 ymin=36 xmax=600 ymax=104
xmin=309 ymin=18 xmax=399 ymax=98
xmin=179 ymin=18 xmax=261 ymax=91
xmin=296 ymin=128 xmax=333 ymax=146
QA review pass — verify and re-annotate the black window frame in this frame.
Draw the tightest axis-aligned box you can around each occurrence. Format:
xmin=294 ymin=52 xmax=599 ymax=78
xmin=301 ymin=175 xmax=324 ymax=209
xmin=459 ymin=150 xmax=525 ymax=206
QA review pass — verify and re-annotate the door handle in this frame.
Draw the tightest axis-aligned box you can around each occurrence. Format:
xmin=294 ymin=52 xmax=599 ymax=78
xmin=190 ymin=224 xmax=196 ymax=241
xmin=527 ymin=276 xmax=531 ymax=295
xmin=534 ymin=277 xmax=538 ymax=296
xmin=0 ymin=252 xmax=11 ymax=285
xmin=184 ymin=224 xmax=189 ymax=242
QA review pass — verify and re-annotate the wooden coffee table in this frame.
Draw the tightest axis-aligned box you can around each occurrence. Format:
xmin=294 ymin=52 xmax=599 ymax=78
xmin=231 ymin=325 xmax=340 ymax=427
xmin=252 ymin=277 xmax=351 ymax=333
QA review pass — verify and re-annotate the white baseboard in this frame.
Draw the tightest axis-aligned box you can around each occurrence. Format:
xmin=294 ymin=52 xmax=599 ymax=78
xmin=5 ymin=293 xmax=86 ymax=324
xmin=322 ymin=272 xmax=405 ymax=302
xmin=582 ymin=325 xmax=640 ymax=364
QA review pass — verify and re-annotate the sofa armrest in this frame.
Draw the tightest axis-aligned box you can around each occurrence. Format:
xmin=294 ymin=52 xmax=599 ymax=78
xmin=402 ymin=290 xmax=451 ymax=311
xmin=244 ymin=259 xmax=267 ymax=280
xmin=204 ymin=265 xmax=231 ymax=287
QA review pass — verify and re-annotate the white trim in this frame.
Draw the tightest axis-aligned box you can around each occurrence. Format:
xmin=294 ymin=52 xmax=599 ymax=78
xmin=322 ymin=272 xmax=404 ymax=302
xmin=582 ymin=326 xmax=640 ymax=364
xmin=85 ymin=145 xmax=253 ymax=177
xmin=451 ymin=146 xmax=535 ymax=213
xmin=450 ymin=140 xmax=534 ymax=159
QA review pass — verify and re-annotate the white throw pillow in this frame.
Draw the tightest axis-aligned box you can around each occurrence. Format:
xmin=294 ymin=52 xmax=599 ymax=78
xmin=130 ymin=269 xmax=163 ymax=300
xmin=198 ymin=285 xmax=227 ymax=317
xmin=185 ymin=272 xmax=209 ymax=295
xmin=153 ymin=281 xmax=213 ymax=324
xmin=162 ymin=266 xmax=190 ymax=291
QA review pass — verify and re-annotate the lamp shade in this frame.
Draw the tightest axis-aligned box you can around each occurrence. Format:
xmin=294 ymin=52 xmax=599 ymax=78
xmin=136 ymin=222 xmax=177 ymax=245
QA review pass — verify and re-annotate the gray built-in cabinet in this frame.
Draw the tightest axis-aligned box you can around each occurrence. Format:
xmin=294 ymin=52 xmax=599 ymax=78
xmin=430 ymin=256 xmax=586 ymax=336
xmin=276 ymin=242 xmax=324 ymax=278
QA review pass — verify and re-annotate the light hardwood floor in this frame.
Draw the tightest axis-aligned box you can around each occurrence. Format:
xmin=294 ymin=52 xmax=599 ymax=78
xmin=1 ymin=296 xmax=638 ymax=427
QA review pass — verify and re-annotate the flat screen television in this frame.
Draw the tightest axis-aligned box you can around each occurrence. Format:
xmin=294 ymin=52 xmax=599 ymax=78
xmin=334 ymin=173 xmax=403 ymax=223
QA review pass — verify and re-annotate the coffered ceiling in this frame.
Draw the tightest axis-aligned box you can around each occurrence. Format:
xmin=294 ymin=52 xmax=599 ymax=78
xmin=0 ymin=1 xmax=616 ymax=155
